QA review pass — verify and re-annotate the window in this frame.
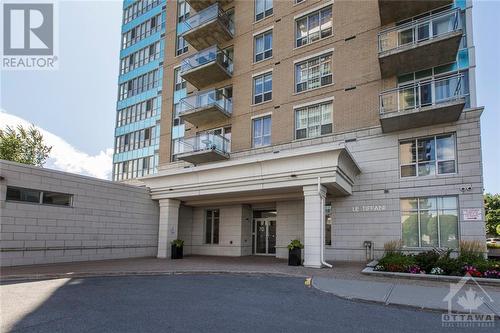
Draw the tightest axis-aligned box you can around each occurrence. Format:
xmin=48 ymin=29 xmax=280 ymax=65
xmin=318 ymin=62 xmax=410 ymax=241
xmin=176 ymin=36 xmax=188 ymax=56
xmin=255 ymin=0 xmax=273 ymax=21
xmin=401 ymin=196 xmax=458 ymax=248
xmin=295 ymin=101 xmax=333 ymax=139
xmin=295 ymin=53 xmax=332 ymax=92
xmin=254 ymin=30 xmax=273 ymax=62
xmin=205 ymin=209 xmax=220 ymax=244
xmin=295 ymin=0 xmax=305 ymax=3
xmin=399 ymin=134 xmax=456 ymax=178
xmin=252 ymin=115 xmax=271 ymax=147
xmin=295 ymin=6 xmax=332 ymax=47
xmin=325 ymin=203 xmax=332 ymax=246
xmin=178 ymin=0 xmax=190 ymax=23
xmin=174 ymin=67 xmax=186 ymax=91
xmin=253 ymin=72 xmax=272 ymax=104
xmin=6 ymin=187 xmax=72 ymax=207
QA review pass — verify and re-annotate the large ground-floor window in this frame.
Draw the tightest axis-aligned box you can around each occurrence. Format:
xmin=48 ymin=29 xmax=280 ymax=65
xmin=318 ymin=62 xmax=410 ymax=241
xmin=401 ymin=196 xmax=459 ymax=248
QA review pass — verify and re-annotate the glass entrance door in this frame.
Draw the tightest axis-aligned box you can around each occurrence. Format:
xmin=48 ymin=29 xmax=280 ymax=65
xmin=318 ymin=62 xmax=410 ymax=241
xmin=253 ymin=218 xmax=276 ymax=255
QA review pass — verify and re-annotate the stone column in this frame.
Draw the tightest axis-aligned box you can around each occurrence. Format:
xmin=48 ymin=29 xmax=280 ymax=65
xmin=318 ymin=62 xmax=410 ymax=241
xmin=303 ymin=184 xmax=326 ymax=268
xmin=157 ymin=199 xmax=181 ymax=259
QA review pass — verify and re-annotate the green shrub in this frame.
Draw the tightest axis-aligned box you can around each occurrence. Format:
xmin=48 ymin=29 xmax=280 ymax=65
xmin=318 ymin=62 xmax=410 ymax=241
xmin=378 ymin=253 xmax=416 ymax=272
xmin=487 ymin=243 xmax=500 ymax=249
xmin=414 ymin=250 xmax=440 ymax=273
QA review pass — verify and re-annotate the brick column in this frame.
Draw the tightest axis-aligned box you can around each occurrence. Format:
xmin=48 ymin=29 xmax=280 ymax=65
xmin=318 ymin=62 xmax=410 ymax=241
xmin=157 ymin=199 xmax=181 ymax=259
xmin=303 ymin=184 xmax=326 ymax=268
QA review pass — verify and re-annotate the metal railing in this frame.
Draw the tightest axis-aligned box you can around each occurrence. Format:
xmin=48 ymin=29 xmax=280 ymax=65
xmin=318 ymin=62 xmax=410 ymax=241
xmin=180 ymin=45 xmax=233 ymax=75
xmin=182 ymin=3 xmax=234 ymax=36
xmin=179 ymin=89 xmax=233 ymax=116
xmin=378 ymin=8 xmax=461 ymax=53
xmin=379 ymin=74 xmax=464 ymax=115
xmin=173 ymin=133 xmax=231 ymax=156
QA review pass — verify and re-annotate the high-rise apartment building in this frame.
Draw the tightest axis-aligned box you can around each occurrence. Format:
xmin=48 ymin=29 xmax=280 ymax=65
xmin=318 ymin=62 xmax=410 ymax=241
xmin=133 ymin=0 xmax=484 ymax=267
xmin=112 ymin=0 xmax=166 ymax=181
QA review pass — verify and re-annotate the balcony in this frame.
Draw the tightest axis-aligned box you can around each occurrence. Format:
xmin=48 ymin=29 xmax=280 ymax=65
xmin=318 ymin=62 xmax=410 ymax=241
xmin=181 ymin=3 xmax=234 ymax=51
xmin=378 ymin=0 xmax=453 ymax=26
xmin=379 ymin=74 xmax=465 ymax=133
xmin=179 ymin=89 xmax=232 ymax=127
xmin=174 ymin=133 xmax=230 ymax=164
xmin=180 ymin=46 xmax=233 ymax=89
xmin=186 ymin=0 xmax=233 ymax=13
xmin=378 ymin=9 xmax=462 ymax=78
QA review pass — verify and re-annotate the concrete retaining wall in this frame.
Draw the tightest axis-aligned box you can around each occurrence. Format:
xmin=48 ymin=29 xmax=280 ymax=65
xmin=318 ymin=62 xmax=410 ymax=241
xmin=0 ymin=160 xmax=159 ymax=267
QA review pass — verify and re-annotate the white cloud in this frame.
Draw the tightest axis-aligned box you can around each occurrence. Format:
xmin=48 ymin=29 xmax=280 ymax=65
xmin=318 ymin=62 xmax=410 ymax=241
xmin=0 ymin=109 xmax=113 ymax=180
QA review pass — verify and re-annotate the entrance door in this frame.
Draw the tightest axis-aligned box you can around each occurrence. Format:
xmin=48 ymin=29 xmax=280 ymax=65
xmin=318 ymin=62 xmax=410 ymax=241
xmin=253 ymin=218 xmax=276 ymax=255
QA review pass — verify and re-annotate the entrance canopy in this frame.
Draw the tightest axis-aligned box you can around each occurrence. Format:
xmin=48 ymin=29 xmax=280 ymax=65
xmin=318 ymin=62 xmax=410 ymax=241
xmin=143 ymin=143 xmax=360 ymax=205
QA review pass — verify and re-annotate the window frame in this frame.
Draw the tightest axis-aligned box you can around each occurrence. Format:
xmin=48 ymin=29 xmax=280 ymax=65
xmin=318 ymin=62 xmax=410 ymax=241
xmin=254 ymin=30 xmax=273 ymax=63
xmin=252 ymin=71 xmax=273 ymax=105
xmin=6 ymin=186 xmax=73 ymax=207
xmin=255 ymin=0 xmax=273 ymax=22
xmin=295 ymin=5 xmax=333 ymax=48
xmin=399 ymin=133 xmax=457 ymax=179
xmin=294 ymin=101 xmax=333 ymax=140
xmin=205 ymin=209 xmax=220 ymax=245
xmin=400 ymin=196 xmax=459 ymax=248
xmin=252 ymin=115 xmax=272 ymax=148
xmin=294 ymin=52 xmax=333 ymax=93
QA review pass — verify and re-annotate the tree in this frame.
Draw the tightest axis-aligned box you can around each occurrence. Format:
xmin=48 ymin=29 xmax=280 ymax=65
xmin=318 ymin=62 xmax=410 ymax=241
xmin=0 ymin=125 xmax=52 ymax=167
xmin=484 ymin=193 xmax=500 ymax=236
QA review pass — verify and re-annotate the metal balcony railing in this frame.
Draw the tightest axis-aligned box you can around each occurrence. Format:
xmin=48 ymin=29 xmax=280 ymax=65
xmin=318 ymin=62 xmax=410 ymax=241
xmin=378 ymin=8 xmax=461 ymax=54
xmin=173 ymin=133 xmax=231 ymax=156
xmin=181 ymin=45 xmax=233 ymax=75
xmin=379 ymin=74 xmax=464 ymax=115
xmin=179 ymin=89 xmax=232 ymax=116
xmin=183 ymin=3 xmax=233 ymax=36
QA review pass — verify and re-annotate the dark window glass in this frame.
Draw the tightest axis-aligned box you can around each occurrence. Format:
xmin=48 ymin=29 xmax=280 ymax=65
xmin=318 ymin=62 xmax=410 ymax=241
xmin=6 ymin=187 xmax=40 ymax=203
xmin=42 ymin=192 xmax=72 ymax=206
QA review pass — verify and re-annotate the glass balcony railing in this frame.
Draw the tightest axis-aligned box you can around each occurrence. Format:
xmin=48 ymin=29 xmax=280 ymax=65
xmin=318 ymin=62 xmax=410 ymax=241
xmin=378 ymin=8 xmax=461 ymax=54
xmin=183 ymin=3 xmax=234 ymax=36
xmin=181 ymin=45 xmax=233 ymax=75
xmin=179 ymin=89 xmax=232 ymax=116
xmin=173 ymin=133 xmax=231 ymax=156
xmin=380 ymin=74 xmax=464 ymax=115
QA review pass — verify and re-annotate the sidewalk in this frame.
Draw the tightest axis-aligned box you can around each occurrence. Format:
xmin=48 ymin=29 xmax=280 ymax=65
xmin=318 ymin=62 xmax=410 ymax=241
xmin=313 ymin=276 xmax=500 ymax=316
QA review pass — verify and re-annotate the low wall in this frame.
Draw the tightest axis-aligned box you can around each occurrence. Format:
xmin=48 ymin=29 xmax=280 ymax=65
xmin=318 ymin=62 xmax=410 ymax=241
xmin=0 ymin=160 xmax=159 ymax=267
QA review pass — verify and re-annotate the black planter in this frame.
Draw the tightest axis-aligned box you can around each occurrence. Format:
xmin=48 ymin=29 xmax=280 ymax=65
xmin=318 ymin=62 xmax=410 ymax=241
xmin=288 ymin=248 xmax=302 ymax=266
xmin=171 ymin=245 xmax=183 ymax=259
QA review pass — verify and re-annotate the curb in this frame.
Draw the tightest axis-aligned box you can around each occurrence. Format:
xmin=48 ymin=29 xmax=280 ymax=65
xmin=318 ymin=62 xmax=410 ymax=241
xmin=361 ymin=267 xmax=500 ymax=286
xmin=0 ymin=270 xmax=311 ymax=283
xmin=311 ymin=277 xmax=499 ymax=317
xmin=310 ymin=278 xmax=448 ymax=314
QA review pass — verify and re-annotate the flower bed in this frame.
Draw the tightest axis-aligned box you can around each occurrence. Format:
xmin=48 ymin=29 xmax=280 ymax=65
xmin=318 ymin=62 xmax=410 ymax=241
xmin=374 ymin=249 xmax=500 ymax=279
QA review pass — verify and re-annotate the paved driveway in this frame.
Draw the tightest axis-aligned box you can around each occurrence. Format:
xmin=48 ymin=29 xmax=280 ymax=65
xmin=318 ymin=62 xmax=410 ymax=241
xmin=2 ymin=274 xmax=497 ymax=333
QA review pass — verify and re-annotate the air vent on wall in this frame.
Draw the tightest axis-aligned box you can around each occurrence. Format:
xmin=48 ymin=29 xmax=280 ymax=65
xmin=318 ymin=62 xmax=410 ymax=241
xmin=345 ymin=35 xmax=356 ymax=42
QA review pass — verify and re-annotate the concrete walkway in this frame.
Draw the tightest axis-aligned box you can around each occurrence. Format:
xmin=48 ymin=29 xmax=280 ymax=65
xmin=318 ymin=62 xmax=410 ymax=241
xmin=313 ymin=276 xmax=500 ymax=316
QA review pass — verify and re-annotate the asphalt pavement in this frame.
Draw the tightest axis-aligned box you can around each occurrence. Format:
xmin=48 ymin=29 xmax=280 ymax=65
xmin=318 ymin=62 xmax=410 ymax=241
xmin=1 ymin=274 xmax=498 ymax=332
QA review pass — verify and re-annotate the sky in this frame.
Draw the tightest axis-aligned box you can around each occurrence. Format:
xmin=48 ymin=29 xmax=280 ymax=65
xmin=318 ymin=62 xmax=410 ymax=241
xmin=0 ymin=0 xmax=499 ymax=192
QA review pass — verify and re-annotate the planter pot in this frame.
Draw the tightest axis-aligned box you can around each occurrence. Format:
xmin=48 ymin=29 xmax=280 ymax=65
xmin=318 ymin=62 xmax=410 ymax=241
xmin=288 ymin=248 xmax=302 ymax=266
xmin=171 ymin=245 xmax=183 ymax=259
